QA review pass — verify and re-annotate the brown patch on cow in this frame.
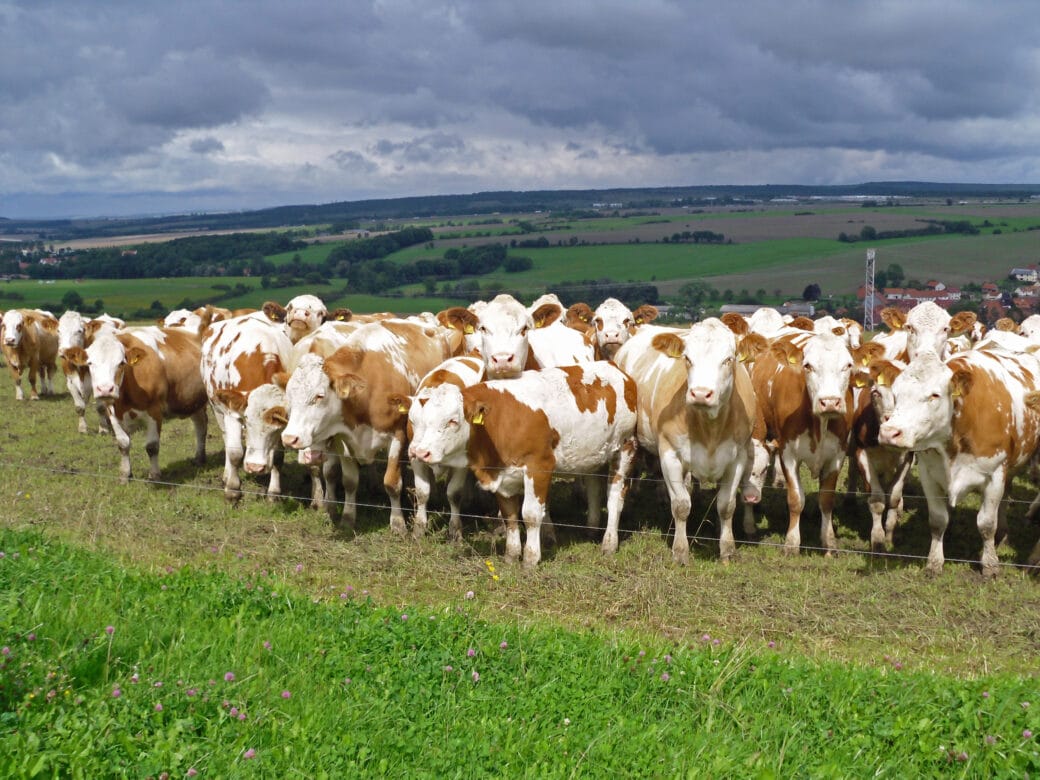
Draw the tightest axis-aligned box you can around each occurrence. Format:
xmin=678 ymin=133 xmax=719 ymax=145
xmin=789 ymin=316 xmax=815 ymax=331
xmin=262 ymin=301 xmax=287 ymax=323
xmin=214 ymin=388 xmax=248 ymax=414
xmin=949 ymin=311 xmax=977 ymax=336
xmin=421 ymin=368 xmax=469 ymax=391
xmin=437 ymin=307 xmax=478 ymax=334
xmin=262 ymin=405 xmax=288 ymax=427
xmin=560 ymin=364 xmax=618 ymax=422
xmin=651 ymin=332 xmax=685 ymax=359
xmin=566 ymin=302 xmax=594 ymax=326
xmin=738 ymin=332 xmax=768 ymax=363
xmin=880 ymin=307 xmax=905 ymax=331
xmin=851 ymin=341 xmax=887 ymax=367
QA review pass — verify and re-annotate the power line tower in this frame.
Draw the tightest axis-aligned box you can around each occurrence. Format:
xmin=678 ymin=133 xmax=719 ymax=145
xmin=864 ymin=248 xmax=876 ymax=331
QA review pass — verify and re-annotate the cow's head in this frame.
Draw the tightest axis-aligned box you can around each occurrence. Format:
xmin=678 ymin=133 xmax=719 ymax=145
xmin=280 ymin=353 xmax=341 ymax=453
xmin=241 ymin=383 xmax=289 ymax=474
xmin=877 ymin=351 xmax=954 ymax=451
xmin=443 ymin=294 xmax=533 ymax=379
xmin=651 ymin=319 xmax=738 ymax=418
xmin=2 ymin=310 xmax=25 ymax=348
xmin=592 ymin=298 xmax=658 ymax=359
xmin=406 ymin=383 xmax=471 ymax=467
xmin=799 ymin=332 xmax=855 ymax=418
xmin=58 ymin=310 xmax=87 ymax=355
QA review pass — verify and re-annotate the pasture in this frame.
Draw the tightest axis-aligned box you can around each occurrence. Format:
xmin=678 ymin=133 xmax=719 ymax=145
xmin=1 ymin=348 xmax=1039 ymax=774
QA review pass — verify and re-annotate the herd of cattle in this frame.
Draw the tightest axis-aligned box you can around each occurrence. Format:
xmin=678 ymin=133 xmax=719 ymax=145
xmin=3 ymin=294 xmax=1040 ymax=576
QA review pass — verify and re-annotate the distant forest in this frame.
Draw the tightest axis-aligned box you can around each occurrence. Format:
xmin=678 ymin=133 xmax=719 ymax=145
xmin=3 ymin=181 xmax=1039 ymax=242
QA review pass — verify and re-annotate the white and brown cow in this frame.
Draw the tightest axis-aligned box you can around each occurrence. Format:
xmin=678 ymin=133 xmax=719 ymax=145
xmin=877 ymin=348 xmax=1040 ymax=576
xmin=614 ymin=319 xmax=762 ymax=563
xmin=438 ymin=294 xmax=538 ymax=379
xmin=870 ymin=302 xmax=977 ymax=363
xmin=1 ymin=308 xmax=59 ymax=401
xmin=396 ymin=355 xmax=487 ymax=540
xmin=278 ymin=319 xmax=455 ymax=533
xmin=750 ymin=330 xmax=856 ymax=555
xmin=201 ymin=311 xmax=295 ymax=502
xmin=65 ymin=327 xmax=208 ymax=483
xmin=405 ymin=362 xmax=638 ymax=567
xmin=566 ymin=298 xmax=660 ymax=360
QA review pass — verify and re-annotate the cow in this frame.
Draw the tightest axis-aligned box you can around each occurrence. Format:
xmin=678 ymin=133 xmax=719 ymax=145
xmin=201 ymin=311 xmax=295 ymax=502
xmin=1 ymin=309 xmax=59 ymax=401
xmin=58 ymin=310 xmax=110 ymax=433
xmin=566 ymin=298 xmax=660 ymax=360
xmin=877 ymin=348 xmax=1040 ymax=576
xmin=396 ymin=355 xmax=487 ymax=540
xmin=750 ymin=330 xmax=856 ymax=555
xmin=404 ymin=362 xmax=638 ymax=567
xmin=278 ymin=319 xmax=456 ymax=533
xmin=65 ymin=327 xmax=209 ymax=483
xmin=614 ymin=319 xmax=762 ymax=563
xmin=871 ymin=302 xmax=977 ymax=363
xmin=849 ymin=359 xmax=915 ymax=552
xmin=527 ymin=300 xmax=596 ymax=368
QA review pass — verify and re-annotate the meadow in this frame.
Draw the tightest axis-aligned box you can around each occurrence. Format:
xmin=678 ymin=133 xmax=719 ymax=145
xmin=1 ymin=361 xmax=1039 ymax=775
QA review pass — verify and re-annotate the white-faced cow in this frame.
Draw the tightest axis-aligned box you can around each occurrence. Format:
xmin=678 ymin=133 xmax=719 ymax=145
xmin=278 ymin=319 xmax=455 ymax=533
xmin=877 ymin=348 xmax=1040 ymax=576
xmin=750 ymin=330 xmax=856 ymax=555
xmin=261 ymin=295 xmax=352 ymax=345
xmin=405 ymin=362 xmax=638 ymax=567
xmin=1 ymin=309 xmax=59 ymax=401
xmin=201 ymin=311 xmax=295 ymax=502
xmin=614 ymin=319 xmax=763 ymax=563
xmin=66 ymin=327 xmax=209 ymax=483
xmin=397 ymin=355 xmax=487 ymax=540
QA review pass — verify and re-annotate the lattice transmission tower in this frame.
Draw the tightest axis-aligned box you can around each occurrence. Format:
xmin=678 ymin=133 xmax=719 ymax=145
xmin=863 ymin=249 xmax=876 ymax=331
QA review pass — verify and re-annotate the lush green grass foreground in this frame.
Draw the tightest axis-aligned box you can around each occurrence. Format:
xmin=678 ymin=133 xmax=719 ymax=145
xmin=0 ymin=529 xmax=1037 ymax=777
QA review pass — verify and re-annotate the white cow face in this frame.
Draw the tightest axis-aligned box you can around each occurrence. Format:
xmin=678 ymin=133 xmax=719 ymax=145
xmin=2 ymin=310 xmax=25 ymax=348
xmin=243 ymin=384 xmax=288 ymax=474
xmin=83 ymin=334 xmax=130 ymax=400
xmin=477 ymin=294 xmax=533 ymax=379
xmin=904 ymin=302 xmax=951 ymax=362
xmin=284 ymin=295 xmax=328 ymax=342
xmin=407 ymin=384 xmax=471 ymax=466
xmin=280 ymin=354 xmax=341 ymax=456
xmin=593 ymin=298 xmax=636 ymax=356
xmin=652 ymin=319 xmax=737 ymax=419
xmin=58 ymin=311 xmax=86 ymax=354
xmin=801 ymin=332 xmax=854 ymax=417
xmin=877 ymin=352 xmax=953 ymax=451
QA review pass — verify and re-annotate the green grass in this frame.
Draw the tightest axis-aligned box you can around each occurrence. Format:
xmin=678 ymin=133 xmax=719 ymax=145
xmin=2 ymin=529 xmax=1038 ymax=777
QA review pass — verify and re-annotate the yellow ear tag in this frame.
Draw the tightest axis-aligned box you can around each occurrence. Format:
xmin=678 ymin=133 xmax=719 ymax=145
xmin=854 ymin=377 xmax=867 ymax=388
xmin=635 ymin=317 xmax=643 ymax=324
xmin=787 ymin=355 xmax=797 ymax=365
xmin=337 ymin=314 xmax=347 ymax=321
xmin=669 ymin=346 xmax=683 ymax=359
xmin=397 ymin=403 xmax=408 ymax=413
xmin=268 ymin=313 xmax=279 ymax=321
xmin=471 ymin=411 xmax=485 ymax=425
xmin=535 ymin=318 xmax=545 ymax=328
xmin=876 ymin=374 xmax=887 ymax=386
xmin=861 ymin=356 xmax=870 ymax=365
xmin=128 ymin=354 xmax=140 ymax=366
xmin=464 ymin=324 xmax=475 ymax=335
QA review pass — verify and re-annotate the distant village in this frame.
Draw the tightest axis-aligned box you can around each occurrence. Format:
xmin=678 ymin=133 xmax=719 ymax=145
xmin=857 ymin=264 xmax=1040 ymax=323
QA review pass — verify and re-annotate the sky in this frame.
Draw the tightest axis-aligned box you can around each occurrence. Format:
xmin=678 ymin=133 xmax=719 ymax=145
xmin=2 ymin=1 xmax=1040 ymax=220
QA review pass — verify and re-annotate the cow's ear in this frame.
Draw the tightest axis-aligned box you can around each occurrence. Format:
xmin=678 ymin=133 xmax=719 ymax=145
xmin=464 ymin=398 xmax=489 ymax=426
xmin=632 ymin=304 xmax=659 ymax=325
xmin=438 ymin=307 xmax=478 ymax=335
xmin=1025 ymin=390 xmax=1040 ymax=413
xmin=949 ymin=311 xmax=977 ymax=336
xmin=263 ymin=405 xmax=289 ymax=427
xmin=994 ymin=317 xmax=1016 ymax=332
xmin=651 ymin=332 xmax=685 ymax=359
xmin=262 ymin=301 xmax=287 ymax=323
xmin=387 ymin=393 xmax=412 ymax=415
xmin=566 ymin=302 xmax=594 ymax=325
xmin=720 ymin=312 xmax=749 ymax=336
xmin=737 ymin=333 xmax=767 ymax=363
xmin=214 ymin=389 xmax=247 ymax=414
xmin=272 ymin=371 xmax=290 ymax=389
xmin=950 ymin=367 xmax=974 ymax=400
xmin=65 ymin=346 xmax=88 ymax=367
xmin=125 ymin=346 xmax=147 ymax=366
xmin=852 ymin=341 xmax=886 ymax=366
xmin=327 ymin=308 xmax=353 ymax=322
xmin=530 ymin=302 xmax=562 ymax=328
xmin=880 ymin=307 xmax=905 ymax=330
xmin=332 ymin=373 xmax=366 ymax=400
xmin=771 ymin=340 xmax=802 ymax=366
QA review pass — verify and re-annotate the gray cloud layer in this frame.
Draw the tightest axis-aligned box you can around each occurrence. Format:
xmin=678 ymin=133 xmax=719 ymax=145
xmin=2 ymin=0 xmax=1038 ymax=218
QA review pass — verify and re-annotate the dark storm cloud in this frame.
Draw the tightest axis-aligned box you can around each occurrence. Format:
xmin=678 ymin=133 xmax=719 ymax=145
xmin=1 ymin=0 xmax=1038 ymax=218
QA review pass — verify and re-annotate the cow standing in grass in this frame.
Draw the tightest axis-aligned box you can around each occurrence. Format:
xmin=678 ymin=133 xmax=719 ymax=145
xmin=1 ymin=309 xmax=59 ymax=401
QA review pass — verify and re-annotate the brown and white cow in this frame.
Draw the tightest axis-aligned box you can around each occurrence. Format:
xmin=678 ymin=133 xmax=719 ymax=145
xmin=615 ymin=319 xmax=762 ymax=563
xmin=278 ymin=319 xmax=455 ymax=533
xmin=405 ymin=362 xmax=638 ymax=567
xmin=566 ymin=298 xmax=660 ymax=360
xmin=750 ymin=330 xmax=856 ymax=555
xmin=877 ymin=348 xmax=1040 ymax=576
xmin=1 ymin=309 xmax=59 ymax=401
xmin=870 ymin=302 xmax=977 ymax=363
xmin=66 ymin=327 xmax=208 ymax=483
xmin=201 ymin=311 xmax=295 ymax=502
xmin=396 ymin=355 xmax=487 ymax=540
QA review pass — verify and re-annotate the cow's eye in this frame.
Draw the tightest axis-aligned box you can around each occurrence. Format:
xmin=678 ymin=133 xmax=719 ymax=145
xmin=803 ymin=363 xmax=814 ymax=373
xmin=447 ymin=418 xmax=458 ymax=428
xmin=519 ymin=325 xmax=529 ymax=336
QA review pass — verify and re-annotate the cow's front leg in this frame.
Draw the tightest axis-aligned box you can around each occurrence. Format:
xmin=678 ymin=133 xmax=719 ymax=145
xmin=496 ymin=493 xmax=522 ymax=564
xmin=522 ymin=471 xmax=551 ymax=569
xmin=660 ymin=448 xmax=692 ymax=565
xmin=144 ymin=415 xmax=163 ymax=481
xmin=384 ymin=435 xmax=407 ymax=536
